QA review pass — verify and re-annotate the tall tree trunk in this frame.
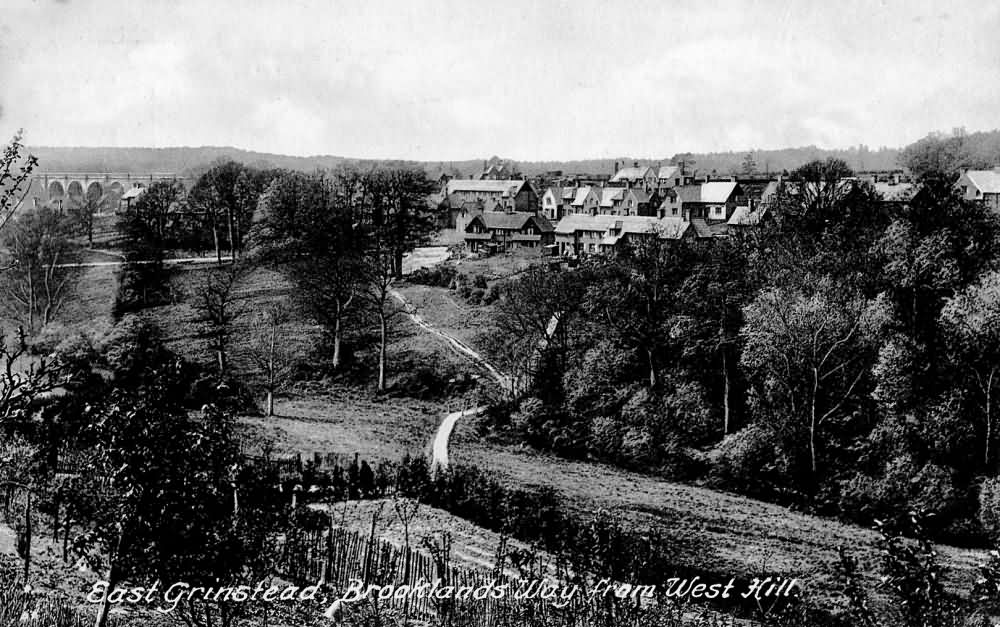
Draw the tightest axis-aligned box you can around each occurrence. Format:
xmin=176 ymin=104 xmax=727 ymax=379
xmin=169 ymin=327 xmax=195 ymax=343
xmin=94 ymin=531 xmax=124 ymax=627
xmin=266 ymin=389 xmax=274 ymax=417
xmin=377 ymin=312 xmax=387 ymax=392
xmin=226 ymin=207 xmax=236 ymax=262
xmin=646 ymin=347 xmax=657 ymax=388
xmin=810 ymin=368 xmax=819 ymax=476
xmin=212 ymin=221 xmax=221 ymax=264
xmin=987 ymin=370 xmax=995 ymax=468
xmin=722 ymin=350 xmax=730 ymax=436
xmin=393 ymin=249 xmax=404 ymax=280
xmin=332 ymin=307 xmax=342 ymax=370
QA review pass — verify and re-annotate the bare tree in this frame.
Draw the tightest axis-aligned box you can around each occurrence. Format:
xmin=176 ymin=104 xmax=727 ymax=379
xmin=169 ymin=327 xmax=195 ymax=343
xmin=0 ymin=206 xmax=80 ymax=334
xmin=246 ymin=304 xmax=295 ymax=416
xmin=0 ymin=130 xmax=38 ymax=235
xmin=191 ymin=262 xmax=248 ymax=377
xmin=364 ymin=243 xmax=404 ymax=393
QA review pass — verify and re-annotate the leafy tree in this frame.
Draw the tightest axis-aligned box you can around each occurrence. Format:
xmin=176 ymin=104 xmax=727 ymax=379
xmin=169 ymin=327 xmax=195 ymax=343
xmin=366 ymin=167 xmax=440 ymax=279
xmin=114 ymin=181 xmax=183 ymax=315
xmin=253 ymin=170 xmax=366 ymax=370
xmin=741 ymin=152 xmax=758 ymax=176
xmin=586 ymin=238 xmax=695 ymax=389
xmin=940 ymin=271 xmax=1000 ymax=468
xmin=741 ymin=276 xmax=888 ymax=479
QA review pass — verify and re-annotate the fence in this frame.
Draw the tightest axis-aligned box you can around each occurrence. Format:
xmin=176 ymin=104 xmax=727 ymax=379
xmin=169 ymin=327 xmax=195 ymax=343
xmin=273 ymin=520 xmax=737 ymax=627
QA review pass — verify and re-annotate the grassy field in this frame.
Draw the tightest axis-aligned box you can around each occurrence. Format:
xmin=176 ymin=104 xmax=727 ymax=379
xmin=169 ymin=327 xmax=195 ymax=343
xmin=12 ymin=246 xmax=990 ymax=617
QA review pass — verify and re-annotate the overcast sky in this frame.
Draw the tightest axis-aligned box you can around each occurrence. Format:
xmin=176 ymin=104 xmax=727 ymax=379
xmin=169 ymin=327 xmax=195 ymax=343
xmin=1 ymin=0 xmax=997 ymax=161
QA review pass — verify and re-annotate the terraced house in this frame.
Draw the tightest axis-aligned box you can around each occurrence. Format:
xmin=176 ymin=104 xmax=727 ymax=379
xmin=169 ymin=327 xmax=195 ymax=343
xmin=463 ymin=211 xmax=555 ymax=254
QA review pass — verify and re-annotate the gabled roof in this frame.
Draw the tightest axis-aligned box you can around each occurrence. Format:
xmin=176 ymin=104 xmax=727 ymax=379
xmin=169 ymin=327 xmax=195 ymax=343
xmin=121 ymin=187 xmax=145 ymax=200
xmin=555 ymin=214 xmax=620 ymax=235
xmin=963 ymin=170 xmax=1000 ymax=194
xmin=600 ymin=187 xmax=625 ymax=207
xmin=610 ymin=166 xmax=653 ymax=183
xmin=699 ymin=181 xmax=740 ymax=204
xmin=628 ymin=189 xmax=650 ymax=203
xmin=571 ymin=186 xmax=598 ymax=207
xmin=446 ymin=179 xmax=527 ymax=196
xmin=468 ymin=211 xmax=553 ymax=233
xmin=727 ymin=206 xmax=768 ymax=226
xmin=657 ymin=165 xmax=679 ymax=180
xmin=675 ymin=185 xmax=702 ymax=203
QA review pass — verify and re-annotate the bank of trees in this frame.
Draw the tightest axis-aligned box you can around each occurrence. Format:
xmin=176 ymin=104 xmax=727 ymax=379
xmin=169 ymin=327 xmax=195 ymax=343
xmin=487 ymin=161 xmax=1000 ymax=542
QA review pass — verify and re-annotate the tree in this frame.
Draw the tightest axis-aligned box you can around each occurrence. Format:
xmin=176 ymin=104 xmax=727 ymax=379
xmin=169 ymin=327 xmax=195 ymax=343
xmin=586 ymin=237 xmax=694 ymax=389
xmin=0 ymin=130 xmax=38 ymax=235
xmin=741 ymin=277 xmax=888 ymax=479
xmin=741 ymin=152 xmax=758 ymax=176
xmin=189 ymin=161 xmax=271 ymax=260
xmin=253 ymin=170 xmax=367 ymax=370
xmin=788 ymin=158 xmax=855 ymax=216
xmin=114 ymin=181 xmax=183 ymax=314
xmin=682 ymin=239 xmax=752 ymax=435
xmin=362 ymin=242 xmax=402 ymax=393
xmin=246 ymin=304 xmax=295 ymax=416
xmin=0 ymin=206 xmax=80 ymax=333
xmin=68 ymin=192 xmax=102 ymax=246
xmin=940 ymin=271 xmax=1000 ymax=468
xmin=69 ymin=331 xmax=280 ymax=627
xmin=366 ymin=167 xmax=439 ymax=279
xmin=191 ymin=262 xmax=248 ymax=377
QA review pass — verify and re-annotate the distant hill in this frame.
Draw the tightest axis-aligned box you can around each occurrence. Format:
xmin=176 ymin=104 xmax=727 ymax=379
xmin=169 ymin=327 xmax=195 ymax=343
xmin=24 ymin=143 xmax=904 ymax=181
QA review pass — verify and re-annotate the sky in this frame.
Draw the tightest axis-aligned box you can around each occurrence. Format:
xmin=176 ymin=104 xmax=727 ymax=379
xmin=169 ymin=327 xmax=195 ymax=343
xmin=1 ymin=0 xmax=998 ymax=161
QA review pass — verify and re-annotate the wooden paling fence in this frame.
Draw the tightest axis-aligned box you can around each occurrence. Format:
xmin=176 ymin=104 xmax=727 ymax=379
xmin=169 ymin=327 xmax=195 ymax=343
xmin=274 ymin=524 xmax=710 ymax=627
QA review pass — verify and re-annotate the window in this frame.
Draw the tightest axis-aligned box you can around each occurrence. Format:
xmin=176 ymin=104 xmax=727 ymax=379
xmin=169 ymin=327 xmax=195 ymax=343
xmin=672 ymin=207 xmax=678 ymax=216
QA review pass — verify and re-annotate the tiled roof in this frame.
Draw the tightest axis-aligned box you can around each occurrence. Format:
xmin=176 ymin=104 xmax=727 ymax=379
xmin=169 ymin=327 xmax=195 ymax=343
xmin=689 ymin=218 xmax=715 ymax=238
xmin=727 ymin=206 xmax=768 ymax=226
xmin=571 ymin=186 xmax=596 ymax=207
xmin=657 ymin=165 xmax=679 ymax=180
xmin=676 ymin=185 xmax=702 ymax=203
xmin=629 ymin=189 xmax=650 ymax=203
xmin=610 ymin=166 xmax=652 ymax=183
xmin=471 ymin=211 xmax=533 ymax=231
xmin=600 ymin=188 xmax=625 ymax=207
xmin=555 ymin=214 xmax=620 ymax=235
xmin=556 ymin=214 xmax=690 ymax=240
xmin=447 ymin=179 xmax=526 ymax=195
xmin=964 ymin=170 xmax=1000 ymax=195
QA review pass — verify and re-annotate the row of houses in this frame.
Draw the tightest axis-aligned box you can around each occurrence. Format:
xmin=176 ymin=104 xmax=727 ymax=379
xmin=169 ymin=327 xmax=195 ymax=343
xmin=439 ymin=162 xmax=1000 ymax=258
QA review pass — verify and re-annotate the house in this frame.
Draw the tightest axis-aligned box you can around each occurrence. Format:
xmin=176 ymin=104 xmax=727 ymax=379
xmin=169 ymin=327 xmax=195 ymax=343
xmin=956 ymin=168 xmax=1000 ymax=212
xmin=569 ymin=186 xmax=601 ymax=216
xmin=540 ymin=186 xmax=576 ymax=221
xmin=464 ymin=211 xmax=555 ymax=254
xmin=445 ymin=179 xmax=538 ymax=214
xmin=609 ymin=162 xmax=657 ymax=192
xmin=476 ymin=159 xmax=522 ymax=180
xmin=554 ymin=214 xmax=703 ymax=256
xmin=659 ymin=181 xmax=745 ymax=223
xmin=727 ymin=205 xmax=770 ymax=229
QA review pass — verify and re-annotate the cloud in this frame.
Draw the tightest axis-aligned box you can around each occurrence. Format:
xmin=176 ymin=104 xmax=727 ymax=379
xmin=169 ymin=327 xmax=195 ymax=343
xmin=0 ymin=0 xmax=998 ymax=160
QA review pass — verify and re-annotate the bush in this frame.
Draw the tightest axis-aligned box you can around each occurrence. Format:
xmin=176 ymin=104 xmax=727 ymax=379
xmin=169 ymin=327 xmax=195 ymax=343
xmin=408 ymin=264 xmax=457 ymax=288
